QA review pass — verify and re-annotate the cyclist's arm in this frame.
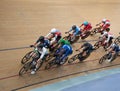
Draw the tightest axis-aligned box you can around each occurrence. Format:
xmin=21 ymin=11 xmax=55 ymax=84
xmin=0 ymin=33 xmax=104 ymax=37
xmin=45 ymin=33 xmax=51 ymax=38
xmin=39 ymin=47 xmax=47 ymax=60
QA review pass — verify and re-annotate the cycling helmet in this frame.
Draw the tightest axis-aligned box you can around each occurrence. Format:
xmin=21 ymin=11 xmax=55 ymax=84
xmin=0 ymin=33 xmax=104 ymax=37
xmin=105 ymin=22 xmax=110 ymax=25
xmin=50 ymin=28 xmax=57 ymax=34
xmin=111 ymin=43 xmax=117 ymax=48
xmin=39 ymin=36 xmax=44 ymax=42
xmin=102 ymin=18 xmax=106 ymax=23
xmin=83 ymin=21 xmax=88 ymax=26
xmin=72 ymin=25 xmax=76 ymax=30
xmin=106 ymin=28 xmax=110 ymax=32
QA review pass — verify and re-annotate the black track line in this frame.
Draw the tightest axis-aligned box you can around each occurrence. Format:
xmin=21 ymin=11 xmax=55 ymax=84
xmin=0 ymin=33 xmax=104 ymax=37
xmin=0 ymin=39 xmax=97 ymax=52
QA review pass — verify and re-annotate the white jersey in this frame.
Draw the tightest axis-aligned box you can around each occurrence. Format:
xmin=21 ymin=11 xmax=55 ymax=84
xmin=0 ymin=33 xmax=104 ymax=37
xmin=36 ymin=47 xmax=49 ymax=60
xmin=101 ymin=31 xmax=114 ymax=43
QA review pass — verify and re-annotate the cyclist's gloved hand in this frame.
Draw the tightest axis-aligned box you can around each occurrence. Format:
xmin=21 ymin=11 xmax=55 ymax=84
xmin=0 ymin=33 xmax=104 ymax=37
xmin=65 ymin=32 xmax=68 ymax=34
xmin=30 ymin=45 xmax=34 ymax=47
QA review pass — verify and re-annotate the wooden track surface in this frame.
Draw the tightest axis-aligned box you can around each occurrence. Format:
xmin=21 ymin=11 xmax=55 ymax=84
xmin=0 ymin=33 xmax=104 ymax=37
xmin=0 ymin=0 xmax=120 ymax=91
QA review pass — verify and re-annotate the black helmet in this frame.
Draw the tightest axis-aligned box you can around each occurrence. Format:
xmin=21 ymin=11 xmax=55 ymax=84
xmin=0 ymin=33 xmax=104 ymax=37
xmin=72 ymin=25 xmax=76 ymax=30
xmin=106 ymin=28 xmax=110 ymax=32
xmin=39 ymin=36 xmax=44 ymax=42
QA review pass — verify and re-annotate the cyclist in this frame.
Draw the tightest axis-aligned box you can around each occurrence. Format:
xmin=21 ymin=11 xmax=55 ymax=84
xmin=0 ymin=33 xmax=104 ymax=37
xmin=55 ymin=44 xmax=73 ymax=64
xmin=101 ymin=28 xmax=114 ymax=48
xmin=76 ymin=42 xmax=94 ymax=61
xmin=65 ymin=25 xmax=81 ymax=41
xmin=96 ymin=18 xmax=110 ymax=34
xmin=106 ymin=43 xmax=120 ymax=62
xmin=80 ymin=21 xmax=92 ymax=36
xmin=31 ymin=44 xmax=49 ymax=74
xmin=45 ymin=28 xmax=62 ymax=50
xmin=30 ymin=36 xmax=50 ymax=49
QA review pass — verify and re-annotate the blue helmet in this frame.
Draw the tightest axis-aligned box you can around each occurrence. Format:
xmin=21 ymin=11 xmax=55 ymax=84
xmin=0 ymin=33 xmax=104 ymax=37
xmin=83 ymin=21 xmax=88 ymax=26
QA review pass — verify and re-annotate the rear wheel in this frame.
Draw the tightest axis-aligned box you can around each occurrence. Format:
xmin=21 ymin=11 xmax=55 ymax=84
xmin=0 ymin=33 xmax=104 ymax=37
xmin=21 ymin=51 xmax=33 ymax=64
xmin=81 ymin=31 xmax=91 ymax=40
xmin=94 ymin=41 xmax=101 ymax=49
xmin=45 ymin=59 xmax=56 ymax=69
xmin=19 ymin=61 xmax=32 ymax=76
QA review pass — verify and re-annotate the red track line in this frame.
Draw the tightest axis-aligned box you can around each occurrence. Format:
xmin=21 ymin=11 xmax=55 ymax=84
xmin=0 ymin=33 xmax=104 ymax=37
xmin=0 ymin=58 xmax=99 ymax=81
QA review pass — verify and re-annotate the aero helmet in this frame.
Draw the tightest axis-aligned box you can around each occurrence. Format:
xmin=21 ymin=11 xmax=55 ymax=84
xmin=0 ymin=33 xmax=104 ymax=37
xmin=72 ymin=25 xmax=76 ymax=30
xmin=83 ymin=21 xmax=88 ymax=26
xmin=50 ymin=28 xmax=57 ymax=33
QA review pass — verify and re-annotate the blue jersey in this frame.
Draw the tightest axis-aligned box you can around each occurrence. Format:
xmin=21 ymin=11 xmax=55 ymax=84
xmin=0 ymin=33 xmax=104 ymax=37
xmin=69 ymin=26 xmax=81 ymax=35
xmin=60 ymin=44 xmax=73 ymax=61
xmin=113 ymin=45 xmax=120 ymax=52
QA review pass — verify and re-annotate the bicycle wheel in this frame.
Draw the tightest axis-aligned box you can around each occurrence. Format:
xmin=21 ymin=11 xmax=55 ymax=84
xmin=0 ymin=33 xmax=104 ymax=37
xmin=114 ymin=36 xmax=120 ymax=45
xmin=81 ymin=31 xmax=91 ymax=40
xmin=99 ymin=54 xmax=107 ymax=64
xmin=45 ymin=58 xmax=56 ymax=69
xmin=21 ymin=51 xmax=33 ymax=64
xmin=94 ymin=41 xmax=100 ymax=49
xmin=19 ymin=61 xmax=32 ymax=76
xmin=68 ymin=54 xmax=79 ymax=63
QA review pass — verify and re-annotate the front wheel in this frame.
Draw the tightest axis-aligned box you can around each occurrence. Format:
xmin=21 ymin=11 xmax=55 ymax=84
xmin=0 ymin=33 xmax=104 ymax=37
xmin=21 ymin=51 xmax=33 ymax=64
xmin=68 ymin=54 xmax=79 ymax=63
xmin=99 ymin=54 xmax=108 ymax=64
xmin=94 ymin=41 xmax=101 ymax=50
xmin=45 ymin=59 xmax=56 ymax=69
xmin=114 ymin=36 xmax=120 ymax=45
xmin=19 ymin=61 xmax=32 ymax=76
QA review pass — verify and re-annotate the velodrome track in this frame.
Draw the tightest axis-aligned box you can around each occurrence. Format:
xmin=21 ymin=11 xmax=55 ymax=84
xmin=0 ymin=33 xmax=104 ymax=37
xmin=0 ymin=0 xmax=120 ymax=91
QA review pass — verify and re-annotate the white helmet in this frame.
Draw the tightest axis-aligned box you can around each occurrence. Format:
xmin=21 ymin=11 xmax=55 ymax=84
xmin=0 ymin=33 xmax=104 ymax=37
xmin=111 ymin=43 xmax=116 ymax=48
xmin=102 ymin=18 xmax=106 ymax=23
xmin=105 ymin=22 xmax=110 ymax=25
xmin=50 ymin=28 xmax=57 ymax=33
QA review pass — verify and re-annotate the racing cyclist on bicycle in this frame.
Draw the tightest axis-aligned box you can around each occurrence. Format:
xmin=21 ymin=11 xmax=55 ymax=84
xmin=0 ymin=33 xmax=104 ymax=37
xmin=55 ymin=44 xmax=73 ymax=65
xmin=101 ymin=28 xmax=114 ymax=49
xmin=31 ymin=44 xmax=49 ymax=74
xmin=80 ymin=21 xmax=92 ymax=37
xmin=96 ymin=18 xmax=110 ymax=34
xmin=106 ymin=43 xmax=120 ymax=62
xmin=45 ymin=28 xmax=62 ymax=51
xmin=76 ymin=42 xmax=94 ymax=61
xmin=65 ymin=25 xmax=81 ymax=41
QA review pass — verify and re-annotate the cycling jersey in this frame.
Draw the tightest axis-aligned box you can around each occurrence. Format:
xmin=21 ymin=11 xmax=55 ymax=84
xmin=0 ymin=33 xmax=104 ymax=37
xmin=81 ymin=42 xmax=93 ymax=54
xmin=69 ymin=26 xmax=81 ymax=36
xmin=81 ymin=23 xmax=92 ymax=31
xmin=58 ymin=38 xmax=70 ymax=45
xmin=37 ymin=47 xmax=49 ymax=60
xmin=36 ymin=38 xmax=50 ymax=48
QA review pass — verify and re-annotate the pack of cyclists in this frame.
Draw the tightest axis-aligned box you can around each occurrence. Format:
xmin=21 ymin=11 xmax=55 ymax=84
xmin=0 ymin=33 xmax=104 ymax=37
xmin=24 ymin=18 xmax=120 ymax=75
